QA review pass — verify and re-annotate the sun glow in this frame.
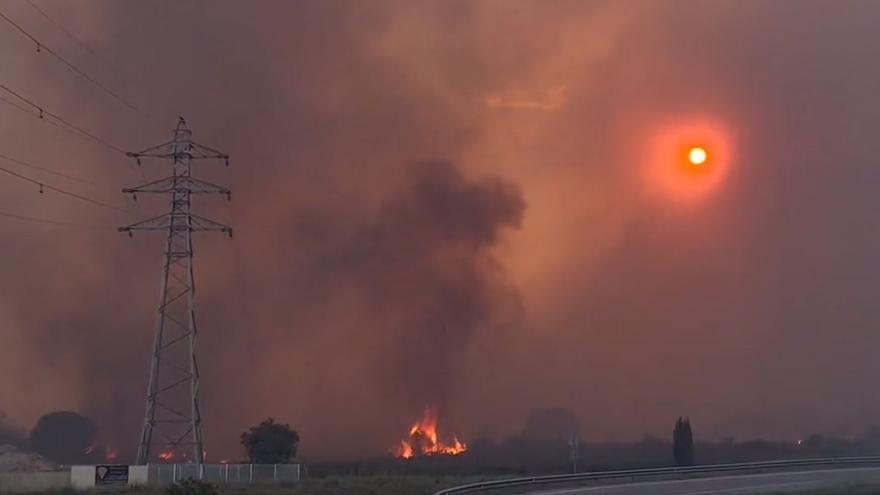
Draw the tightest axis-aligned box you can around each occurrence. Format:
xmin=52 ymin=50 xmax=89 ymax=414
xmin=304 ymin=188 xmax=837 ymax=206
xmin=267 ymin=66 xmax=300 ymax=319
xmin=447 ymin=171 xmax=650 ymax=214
xmin=645 ymin=120 xmax=733 ymax=202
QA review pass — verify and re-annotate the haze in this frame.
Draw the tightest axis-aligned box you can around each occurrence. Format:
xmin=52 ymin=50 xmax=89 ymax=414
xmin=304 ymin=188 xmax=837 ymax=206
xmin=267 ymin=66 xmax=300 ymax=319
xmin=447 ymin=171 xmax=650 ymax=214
xmin=0 ymin=0 xmax=878 ymax=461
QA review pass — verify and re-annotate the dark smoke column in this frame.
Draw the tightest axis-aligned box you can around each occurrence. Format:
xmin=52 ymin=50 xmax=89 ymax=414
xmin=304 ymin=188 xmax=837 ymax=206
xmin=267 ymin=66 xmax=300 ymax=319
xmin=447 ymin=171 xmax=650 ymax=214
xmin=315 ymin=160 xmax=525 ymax=414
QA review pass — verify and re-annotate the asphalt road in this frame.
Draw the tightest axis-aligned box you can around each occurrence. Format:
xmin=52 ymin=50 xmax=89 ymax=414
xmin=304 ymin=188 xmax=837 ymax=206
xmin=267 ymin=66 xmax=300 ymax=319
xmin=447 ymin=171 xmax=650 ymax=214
xmin=533 ymin=467 xmax=880 ymax=495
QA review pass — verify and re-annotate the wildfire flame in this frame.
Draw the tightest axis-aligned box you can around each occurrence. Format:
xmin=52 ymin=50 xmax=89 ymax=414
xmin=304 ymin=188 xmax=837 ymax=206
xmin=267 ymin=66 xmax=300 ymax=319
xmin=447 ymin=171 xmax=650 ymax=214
xmin=395 ymin=407 xmax=467 ymax=459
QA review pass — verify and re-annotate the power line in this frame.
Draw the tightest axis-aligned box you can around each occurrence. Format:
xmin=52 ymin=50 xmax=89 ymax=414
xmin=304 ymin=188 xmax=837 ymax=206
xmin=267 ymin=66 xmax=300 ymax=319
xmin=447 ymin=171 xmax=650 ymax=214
xmin=0 ymin=81 xmax=128 ymax=154
xmin=0 ymin=85 xmax=152 ymax=184
xmin=0 ymin=210 xmax=110 ymax=229
xmin=0 ymin=7 xmax=159 ymax=124
xmin=0 ymin=88 xmax=149 ymax=191
xmin=0 ymin=162 xmax=130 ymax=213
xmin=0 ymin=91 xmax=111 ymax=149
xmin=23 ymin=0 xmax=123 ymax=77
xmin=0 ymin=151 xmax=99 ymax=187
xmin=0 ymin=93 xmax=35 ymax=115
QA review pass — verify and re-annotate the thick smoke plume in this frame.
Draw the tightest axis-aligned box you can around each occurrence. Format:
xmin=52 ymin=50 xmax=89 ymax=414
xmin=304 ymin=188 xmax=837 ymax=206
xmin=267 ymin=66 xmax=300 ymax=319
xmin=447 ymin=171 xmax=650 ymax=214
xmin=311 ymin=161 xmax=524 ymax=409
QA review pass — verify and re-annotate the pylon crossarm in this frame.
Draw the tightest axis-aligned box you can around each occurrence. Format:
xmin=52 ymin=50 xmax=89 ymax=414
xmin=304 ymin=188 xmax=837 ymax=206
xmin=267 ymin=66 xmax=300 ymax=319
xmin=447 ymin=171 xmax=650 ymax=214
xmin=189 ymin=141 xmax=230 ymax=163
xmin=120 ymin=214 xmax=233 ymax=234
xmin=119 ymin=213 xmax=171 ymax=233
xmin=127 ymin=146 xmax=229 ymax=166
xmin=126 ymin=141 xmax=175 ymax=162
xmin=183 ymin=177 xmax=230 ymax=195
xmin=190 ymin=214 xmax=233 ymax=235
xmin=128 ymin=141 xmax=174 ymax=156
xmin=122 ymin=176 xmax=173 ymax=194
xmin=123 ymin=177 xmax=230 ymax=196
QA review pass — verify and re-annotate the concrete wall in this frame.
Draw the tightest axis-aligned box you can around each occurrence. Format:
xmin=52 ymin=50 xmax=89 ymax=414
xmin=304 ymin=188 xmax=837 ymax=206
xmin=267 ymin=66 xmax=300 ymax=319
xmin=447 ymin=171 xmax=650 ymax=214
xmin=0 ymin=471 xmax=69 ymax=494
xmin=129 ymin=466 xmax=148 ymax=486
xmin=69 ymin=466 xmax=94 ymax=490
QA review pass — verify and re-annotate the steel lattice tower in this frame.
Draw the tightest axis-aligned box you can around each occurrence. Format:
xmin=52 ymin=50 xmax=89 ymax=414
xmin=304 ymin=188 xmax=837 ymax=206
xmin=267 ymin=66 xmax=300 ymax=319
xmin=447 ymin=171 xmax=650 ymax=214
xmin=120 ymin=118 xmax=232 ymax=465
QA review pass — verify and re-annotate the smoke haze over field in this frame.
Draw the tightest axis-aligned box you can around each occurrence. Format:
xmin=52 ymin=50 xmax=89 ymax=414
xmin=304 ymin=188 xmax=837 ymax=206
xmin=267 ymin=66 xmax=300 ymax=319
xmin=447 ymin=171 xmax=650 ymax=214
xmin=1 ymin=0 xmax=880 ymax=460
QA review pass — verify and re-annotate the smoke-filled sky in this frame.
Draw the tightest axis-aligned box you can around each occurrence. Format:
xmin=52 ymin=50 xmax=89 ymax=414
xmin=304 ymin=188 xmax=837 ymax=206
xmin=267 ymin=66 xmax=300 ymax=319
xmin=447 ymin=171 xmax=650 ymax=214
xmin=2 ymin=0 xmax=880 ymax=460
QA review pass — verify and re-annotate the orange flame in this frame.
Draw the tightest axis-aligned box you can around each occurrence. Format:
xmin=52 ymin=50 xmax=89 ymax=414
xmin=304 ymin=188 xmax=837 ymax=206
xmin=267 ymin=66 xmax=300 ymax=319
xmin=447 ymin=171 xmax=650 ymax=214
xmin=395 ymin=406 xmax=467 ymax=458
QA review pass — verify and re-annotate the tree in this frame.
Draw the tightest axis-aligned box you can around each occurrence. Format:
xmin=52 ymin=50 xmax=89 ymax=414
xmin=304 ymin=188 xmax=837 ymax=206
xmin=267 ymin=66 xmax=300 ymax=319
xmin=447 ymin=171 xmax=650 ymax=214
xmin=29 ymin=411 xmax=96 ymax=464
xmin=673 ymin=417 xmax=695 ymax=466
xmin=240 ymin=418 xmax=300 ymax=463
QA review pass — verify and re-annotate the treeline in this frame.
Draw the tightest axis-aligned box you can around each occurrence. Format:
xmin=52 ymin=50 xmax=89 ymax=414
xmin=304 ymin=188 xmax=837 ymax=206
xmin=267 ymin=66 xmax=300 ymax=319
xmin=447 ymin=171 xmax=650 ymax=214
xmin=308 ymin=427 xmax=880 ymax=478
xmin=305 ymin=404 xmax=880 ymax=479
xmin=459 ymin=431 xmax=880 ymax=473
xmin=450 ymin=429 xmax=880 ymax=474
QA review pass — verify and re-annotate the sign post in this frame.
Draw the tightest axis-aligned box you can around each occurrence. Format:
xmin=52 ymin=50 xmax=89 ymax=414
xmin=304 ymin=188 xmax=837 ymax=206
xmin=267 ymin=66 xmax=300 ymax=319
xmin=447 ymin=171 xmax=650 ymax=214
xmin=95 ymin=465 xmax=130 ymax=485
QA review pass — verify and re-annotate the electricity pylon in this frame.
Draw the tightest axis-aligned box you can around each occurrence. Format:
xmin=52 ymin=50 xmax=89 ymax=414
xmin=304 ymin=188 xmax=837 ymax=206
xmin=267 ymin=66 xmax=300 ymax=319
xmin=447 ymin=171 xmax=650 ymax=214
xmin=120 ymin=118 xmax=232 ymax=465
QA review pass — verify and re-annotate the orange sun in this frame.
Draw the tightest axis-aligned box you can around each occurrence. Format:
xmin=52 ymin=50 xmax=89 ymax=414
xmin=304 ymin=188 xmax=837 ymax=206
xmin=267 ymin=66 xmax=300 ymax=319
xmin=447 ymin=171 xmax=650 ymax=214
xmin=688 ymin=147 xmax=707 ymax=165
xmin=645 ymin=120 xmax=732 ymax=202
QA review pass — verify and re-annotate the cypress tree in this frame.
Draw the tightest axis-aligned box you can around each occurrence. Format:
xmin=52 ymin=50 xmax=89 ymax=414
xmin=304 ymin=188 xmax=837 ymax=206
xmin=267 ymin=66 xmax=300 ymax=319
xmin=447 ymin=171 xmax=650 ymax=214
xmin=673 ymin=417 xmax=695 ymax=466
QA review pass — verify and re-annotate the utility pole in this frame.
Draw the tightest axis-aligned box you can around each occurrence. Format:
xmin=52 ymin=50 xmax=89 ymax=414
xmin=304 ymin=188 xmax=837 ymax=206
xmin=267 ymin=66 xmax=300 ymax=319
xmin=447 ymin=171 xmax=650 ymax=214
xmin=120 ymin=118 xmax=232 ymax=465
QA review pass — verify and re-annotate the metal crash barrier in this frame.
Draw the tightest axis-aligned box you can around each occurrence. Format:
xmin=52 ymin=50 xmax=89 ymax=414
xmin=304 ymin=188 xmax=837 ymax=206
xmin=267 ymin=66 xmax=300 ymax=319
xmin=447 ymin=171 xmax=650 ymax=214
xmin=435 ymin=456 xmax=880 ymax=495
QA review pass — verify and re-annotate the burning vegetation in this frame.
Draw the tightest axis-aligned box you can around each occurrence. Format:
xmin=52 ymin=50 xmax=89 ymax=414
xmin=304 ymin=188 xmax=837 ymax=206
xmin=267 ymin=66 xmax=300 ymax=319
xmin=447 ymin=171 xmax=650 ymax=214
xmin=395 ymin=407 xmax=467 ymax=459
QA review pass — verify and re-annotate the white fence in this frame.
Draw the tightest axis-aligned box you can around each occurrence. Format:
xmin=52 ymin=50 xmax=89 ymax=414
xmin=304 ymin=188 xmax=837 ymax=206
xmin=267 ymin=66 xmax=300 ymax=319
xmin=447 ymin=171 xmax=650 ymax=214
xmin=149 ymin=463 xmax=301 ymax=485
xmin=1 ymin=464 xmax=301 ymax=493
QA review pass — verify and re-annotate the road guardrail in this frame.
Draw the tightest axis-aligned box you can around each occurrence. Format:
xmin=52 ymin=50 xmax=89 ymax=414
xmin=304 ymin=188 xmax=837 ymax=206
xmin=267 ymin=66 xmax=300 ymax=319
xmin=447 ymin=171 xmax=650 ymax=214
xmin=435 ymin=456 xmax=880 ymax=495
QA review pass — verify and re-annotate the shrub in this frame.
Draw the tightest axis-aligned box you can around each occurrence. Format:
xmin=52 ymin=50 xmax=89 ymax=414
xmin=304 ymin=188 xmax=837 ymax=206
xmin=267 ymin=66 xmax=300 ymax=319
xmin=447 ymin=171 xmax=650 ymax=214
xmin=167 ymin=478 xmax=218 ymax=495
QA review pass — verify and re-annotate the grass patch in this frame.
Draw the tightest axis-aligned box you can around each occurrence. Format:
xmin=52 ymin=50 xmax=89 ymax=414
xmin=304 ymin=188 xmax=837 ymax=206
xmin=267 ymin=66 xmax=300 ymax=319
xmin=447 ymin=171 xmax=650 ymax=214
xmin=17 ymin=474 xmax=504 ymax=495
xmin=225 ymin=474 xmax=496 ymax=495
